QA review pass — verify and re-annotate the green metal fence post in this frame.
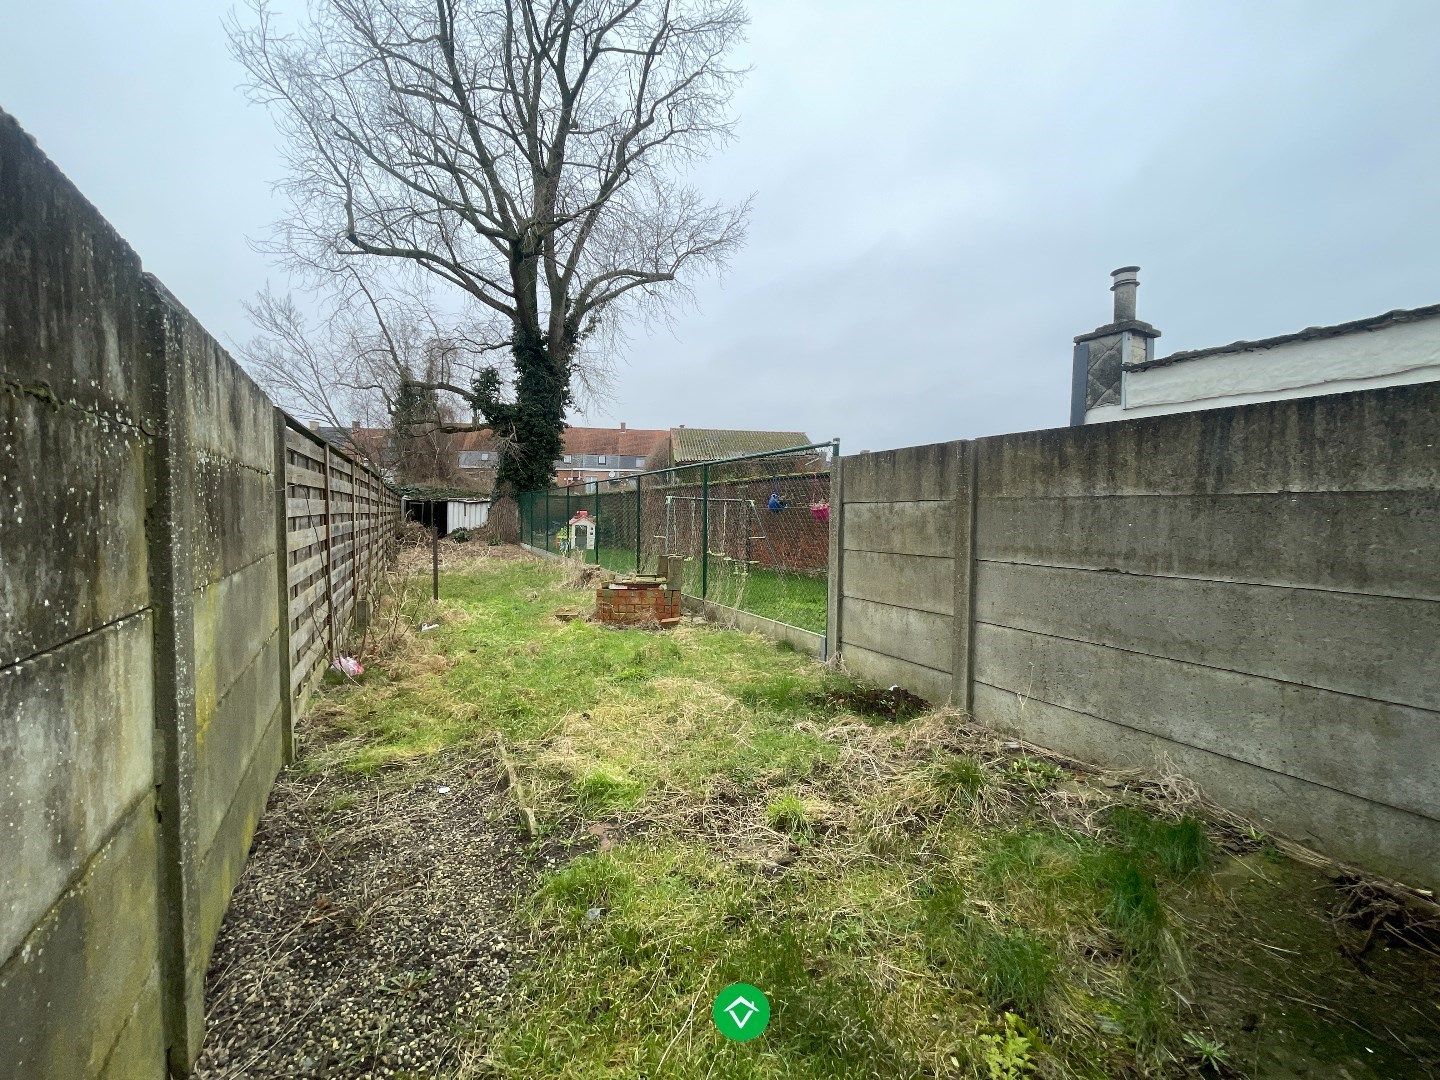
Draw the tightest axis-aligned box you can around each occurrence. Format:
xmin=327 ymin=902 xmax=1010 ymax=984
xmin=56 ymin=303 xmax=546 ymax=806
xmin=700 ymin=463 xmax=710 ymax=600
xmin=565 ymin=486 xmax=571 ymax=557
xmin=546 ymin=490 xmax=552 ymax=553
xmin=592 ymin=483 xmax=600 ymax=565
xmin=634 ymin=477 xmax=642 ymax=573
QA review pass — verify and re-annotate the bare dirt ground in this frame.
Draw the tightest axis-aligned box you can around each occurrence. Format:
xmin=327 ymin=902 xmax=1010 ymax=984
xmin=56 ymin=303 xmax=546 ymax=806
xmin=193 ymin=757 xmax=530 ymax=1080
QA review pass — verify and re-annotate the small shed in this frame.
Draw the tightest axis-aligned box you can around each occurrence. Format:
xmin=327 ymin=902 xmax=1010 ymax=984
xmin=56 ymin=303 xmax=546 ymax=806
xmin=448 ymin=498 xmax=491 ymax=532
xmin=403 ymin=496 xmax=491 ymax=536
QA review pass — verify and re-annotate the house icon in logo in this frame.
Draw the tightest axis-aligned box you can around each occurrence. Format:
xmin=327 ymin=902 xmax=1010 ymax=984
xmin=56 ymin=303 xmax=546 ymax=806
xmin=713 ymin=982 xmax=770 ymax=1041
xmin=724 ymin=994 xmax=760 ymax=1029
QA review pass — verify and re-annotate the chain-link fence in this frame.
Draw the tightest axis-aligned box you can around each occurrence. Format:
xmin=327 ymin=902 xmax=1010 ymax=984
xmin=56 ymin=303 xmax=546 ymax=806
xmin=518 ymin=441 xmax=836 ymax=636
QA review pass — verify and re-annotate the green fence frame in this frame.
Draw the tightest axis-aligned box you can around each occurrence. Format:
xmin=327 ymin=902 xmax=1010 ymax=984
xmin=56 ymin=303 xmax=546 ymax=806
xmin=518 ymin=439 xmax=838 ymax=634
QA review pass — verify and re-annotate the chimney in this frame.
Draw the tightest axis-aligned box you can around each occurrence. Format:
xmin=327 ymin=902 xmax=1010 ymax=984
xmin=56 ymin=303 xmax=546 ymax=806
xmin=1110 ymin=265 xmax=1140 ymax=322
xmin=351 ymin=418 xmax=361 ymax=430
xmin=619 ymin=421 xmax=626 ymax=431
xmin=1070 ymin=265 xmax=1161 ymax=427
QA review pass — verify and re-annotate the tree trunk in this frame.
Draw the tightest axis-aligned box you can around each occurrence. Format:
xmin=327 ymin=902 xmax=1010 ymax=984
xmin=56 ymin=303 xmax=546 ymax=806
xmin=496 ymin=325 xmax=570 ymax=497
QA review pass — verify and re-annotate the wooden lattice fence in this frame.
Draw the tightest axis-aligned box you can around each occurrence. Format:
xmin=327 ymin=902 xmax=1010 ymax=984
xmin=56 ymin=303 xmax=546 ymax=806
xmin=280 ymin=418 xmax=402 ymax=718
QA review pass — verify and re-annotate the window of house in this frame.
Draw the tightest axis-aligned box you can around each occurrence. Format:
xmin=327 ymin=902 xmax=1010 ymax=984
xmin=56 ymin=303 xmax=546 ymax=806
xmin=598 ymin=455 xmax=607 ymax=465
xmin=563 ymin=455 xmax=572 ymax=463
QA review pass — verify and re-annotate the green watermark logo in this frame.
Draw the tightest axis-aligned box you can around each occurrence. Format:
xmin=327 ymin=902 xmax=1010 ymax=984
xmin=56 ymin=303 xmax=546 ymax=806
xmin=712 ymin=983 xmax=770 ymax=1042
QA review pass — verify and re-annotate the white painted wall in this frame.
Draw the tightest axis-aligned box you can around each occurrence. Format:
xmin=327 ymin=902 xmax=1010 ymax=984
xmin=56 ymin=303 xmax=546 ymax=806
xmin=1085 ymin=311 xmax=1440 ymax=423
xmin=448 ymin=500 xmax=490 ymax=530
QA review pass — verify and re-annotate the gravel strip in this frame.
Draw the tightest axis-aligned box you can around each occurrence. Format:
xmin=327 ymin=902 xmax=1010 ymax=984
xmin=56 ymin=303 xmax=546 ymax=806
xmin=194 ymin=758 xmax=530 ymax=1079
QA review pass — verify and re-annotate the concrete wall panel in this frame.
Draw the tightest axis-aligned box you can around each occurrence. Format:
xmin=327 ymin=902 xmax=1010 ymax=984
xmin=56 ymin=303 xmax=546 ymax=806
xmin=972 ymin=682 xmax=1439 ymax=889
xmin=188 ymin=459 xmax=279 ymax=587
xmin=976 ymin=489 xmax=1439 ymax=599
xmin=195 ymin=642 xmax=282 ymax=857
xmin=843 ymin=596 xmax=952 ymax=673
xmin=0 ymin=113 xmax=154 ymax=427
xmin=2 ymin=109 xmax=400 ymax=1075
xmin=844 ymin=500 xmax=953 ymax=557
xmin=974 ymin=560 xmax=1440 ymax=709
xmin=844 ymin=442 xmax=961 ymax=503
xmin=977 ymin=382 xmax=1440 ymax=498
xmin=843 ymin=550 xmax=954 ymax=616
xmin=0 ymin=802 xmax=164 ymax=1080
xmin=973 ymin=622 xmax=1438 ymax=821
xmin=194 ymin=707 xmax=284 ymax=973
xmin=0 ymin=605 xmax=153 ymax=965
xmin=0 ymin=392 xmax=151 ymax=665
xmin=837 ymin=385 xmax=1440 ymax=886
xmin=177 ymin=301 xmax=276 ymax=469
xmin=192 ymin=555 xmax=281 ymax=732
xmin=842 ymin=644 xmax=953 ymax=705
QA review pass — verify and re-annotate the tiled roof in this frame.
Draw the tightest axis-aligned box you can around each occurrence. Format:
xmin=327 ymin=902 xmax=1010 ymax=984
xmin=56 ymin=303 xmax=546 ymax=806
xmin=563 ymin=426 xmax=669 ymax=457
xmin=313 ymin=426 xmax=393 ymax=463
xmin=1130 ymin=301 xmax=1440 ymax=372
xmin=669 ymin=427 xmax=812 ymax=464
xmin=447 ymin=428 xmax=504 ymax=453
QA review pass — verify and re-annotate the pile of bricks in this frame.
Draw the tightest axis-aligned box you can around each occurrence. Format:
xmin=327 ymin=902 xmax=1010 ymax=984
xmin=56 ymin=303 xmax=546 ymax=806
xmin=595 ymin=578 xmax=683 ymax=626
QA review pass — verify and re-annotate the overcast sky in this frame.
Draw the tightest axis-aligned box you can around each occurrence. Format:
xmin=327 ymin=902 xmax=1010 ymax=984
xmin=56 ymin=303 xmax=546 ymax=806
xmin=4 ymin=2 xmax=1438 ymax=450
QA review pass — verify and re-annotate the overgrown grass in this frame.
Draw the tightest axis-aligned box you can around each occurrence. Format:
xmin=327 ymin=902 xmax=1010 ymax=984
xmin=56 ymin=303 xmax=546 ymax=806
xmin=303 ymin=551 xmax=1438 ymax=1079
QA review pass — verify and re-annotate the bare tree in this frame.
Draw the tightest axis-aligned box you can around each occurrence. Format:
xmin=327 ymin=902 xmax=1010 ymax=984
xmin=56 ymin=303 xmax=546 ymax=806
xmin=237 ymin=272 xmax=492 ymax=485
xmin=229 ymin=0 xmax=750 ymax=495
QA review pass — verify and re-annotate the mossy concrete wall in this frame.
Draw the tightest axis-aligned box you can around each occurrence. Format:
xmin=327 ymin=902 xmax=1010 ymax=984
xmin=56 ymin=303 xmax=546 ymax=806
xmin=836 ymin=383 xmax=1440 ymax=890
xmin=0 ymin=110 xmax=395 ymax=1077
xmin=1 ymin=108 xmax=168 ymax=1080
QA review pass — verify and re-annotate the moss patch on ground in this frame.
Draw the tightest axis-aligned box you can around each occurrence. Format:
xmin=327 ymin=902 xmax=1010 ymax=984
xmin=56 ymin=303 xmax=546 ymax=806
xmin=301 ymin=550 xmax=1440 ymax=1079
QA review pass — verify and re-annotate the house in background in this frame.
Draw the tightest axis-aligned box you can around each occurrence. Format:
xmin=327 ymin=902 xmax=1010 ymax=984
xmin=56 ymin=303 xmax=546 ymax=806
xmin=554 ymin=423 xmax=669 ymax=486
xmin=313 ymin=421 xmax=817 ymax=497
xmin=1072 ymin=267 xmax=1440 ymax=425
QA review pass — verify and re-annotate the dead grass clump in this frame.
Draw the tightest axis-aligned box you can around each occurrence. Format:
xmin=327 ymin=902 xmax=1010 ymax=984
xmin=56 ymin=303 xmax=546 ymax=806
xmin=560 ymin=559 xmax=613 ymax=590
xmin=1333 ymin=874 xmax=1440 ymax=958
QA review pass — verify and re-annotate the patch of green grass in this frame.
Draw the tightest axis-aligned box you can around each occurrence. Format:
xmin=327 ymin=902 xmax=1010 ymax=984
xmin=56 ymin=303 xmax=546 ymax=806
xmin=1006 ymin=755 xmax=1065 ymax=794
xmin=497 ymin=839 xmax=964 ymax=1078
xmin=592 ymin=544 xmax=829 ymax=634
xmin=970 ymin=925 xmax=1057 ymax=1014
xmin=574 ymin=767 xmax=646 ymax=812
xmin=1107 ymin=806 xmax=1212 ymax=878
xmin=707 ymin=564 xmax=828 ymax=635
xmin=933 ymin=754 xmax=989 ymax=802
xmin=324 ymin=792 xmax=360 ymax=814
xmin=765 ymin=792 xmax=811 ymax=836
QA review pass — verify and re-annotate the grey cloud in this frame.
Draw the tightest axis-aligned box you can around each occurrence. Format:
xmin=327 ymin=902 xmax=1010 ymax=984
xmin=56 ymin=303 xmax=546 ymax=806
xmin=4 ymin=0 xmax=1436 ymax=452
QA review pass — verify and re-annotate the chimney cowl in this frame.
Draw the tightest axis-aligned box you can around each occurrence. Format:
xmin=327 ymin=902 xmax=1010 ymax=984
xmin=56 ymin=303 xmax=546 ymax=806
xmin=1110 ymin=265 xmax=1140 ymax=322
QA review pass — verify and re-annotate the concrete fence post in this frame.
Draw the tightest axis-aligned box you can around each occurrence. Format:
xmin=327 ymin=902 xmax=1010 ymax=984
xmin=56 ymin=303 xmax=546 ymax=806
xmin=949 ymin=441 xmax=979 ymax=712
xmin=272 ymin=411 xmax=296 ymax=764
xmin=142 ymin=277 xmax=206 ymax=1072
